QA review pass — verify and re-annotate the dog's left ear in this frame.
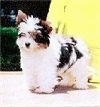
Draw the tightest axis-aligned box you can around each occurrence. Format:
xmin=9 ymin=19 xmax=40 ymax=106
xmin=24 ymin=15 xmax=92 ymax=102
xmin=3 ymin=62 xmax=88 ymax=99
xmin=40 ymin=20 xmax=52 ymax=34
xmin=16 ymin=10 xmax=28 ymax=25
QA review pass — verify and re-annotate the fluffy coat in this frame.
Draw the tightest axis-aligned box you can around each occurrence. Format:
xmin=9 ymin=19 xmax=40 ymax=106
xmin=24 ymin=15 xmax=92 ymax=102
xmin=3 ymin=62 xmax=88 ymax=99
xmin=16 ymin=10 xmax=90 ymax=93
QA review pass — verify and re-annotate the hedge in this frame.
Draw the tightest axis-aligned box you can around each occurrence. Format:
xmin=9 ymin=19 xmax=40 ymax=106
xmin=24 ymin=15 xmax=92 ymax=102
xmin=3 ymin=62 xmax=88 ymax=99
xmin=0 ymin=27 xmax=21 ymax=71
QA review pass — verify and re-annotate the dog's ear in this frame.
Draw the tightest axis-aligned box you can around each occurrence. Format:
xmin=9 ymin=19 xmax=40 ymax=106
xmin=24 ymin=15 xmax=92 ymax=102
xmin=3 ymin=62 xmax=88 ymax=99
xmin=40 ymin=20 xmax=52 ymax=34
xmin=16 ymin=10 xmax=28 ymax=25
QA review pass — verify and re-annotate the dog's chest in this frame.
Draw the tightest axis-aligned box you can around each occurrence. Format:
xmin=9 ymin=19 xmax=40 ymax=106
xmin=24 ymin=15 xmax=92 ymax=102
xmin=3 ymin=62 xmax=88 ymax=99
xmin=20 ymin=49 xmax=58 ymax=72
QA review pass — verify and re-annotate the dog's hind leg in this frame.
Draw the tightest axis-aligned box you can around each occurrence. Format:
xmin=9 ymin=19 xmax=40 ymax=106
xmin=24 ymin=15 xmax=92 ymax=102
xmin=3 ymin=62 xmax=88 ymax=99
xmin=72 ymin=58 xmax=89 ymax=89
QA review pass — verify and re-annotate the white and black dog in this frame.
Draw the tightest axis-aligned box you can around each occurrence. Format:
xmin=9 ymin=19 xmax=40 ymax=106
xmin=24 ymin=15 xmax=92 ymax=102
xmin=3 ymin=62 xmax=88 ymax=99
xmin=16 ymin=10 xmax=91 ymax=93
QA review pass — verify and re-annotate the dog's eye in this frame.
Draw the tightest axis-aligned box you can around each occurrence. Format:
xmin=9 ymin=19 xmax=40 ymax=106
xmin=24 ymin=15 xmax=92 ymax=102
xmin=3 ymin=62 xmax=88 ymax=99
xmin=18 ymin=33 xmax=26 ymax=38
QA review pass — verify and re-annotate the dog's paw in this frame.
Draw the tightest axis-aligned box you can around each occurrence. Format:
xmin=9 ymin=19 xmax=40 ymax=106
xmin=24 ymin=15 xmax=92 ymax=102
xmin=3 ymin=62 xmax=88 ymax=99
xmin=34 ymin=87 xmax=54 ymax=94
xmin=29 ymin=86 xmax=39 ymax=93
xmin=73 ymin=84 xmax=88 ymax=89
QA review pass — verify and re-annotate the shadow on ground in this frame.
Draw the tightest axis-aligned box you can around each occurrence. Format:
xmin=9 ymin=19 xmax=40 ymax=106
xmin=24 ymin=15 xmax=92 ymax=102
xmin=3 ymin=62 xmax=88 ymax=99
xmin=51 ymin=83 xmax=98 ymax=94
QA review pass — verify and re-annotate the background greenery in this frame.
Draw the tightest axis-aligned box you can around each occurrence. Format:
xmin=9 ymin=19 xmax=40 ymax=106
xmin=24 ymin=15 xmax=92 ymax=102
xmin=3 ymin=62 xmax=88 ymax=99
xmin=0 ymin=27 xmax=21 ymax=71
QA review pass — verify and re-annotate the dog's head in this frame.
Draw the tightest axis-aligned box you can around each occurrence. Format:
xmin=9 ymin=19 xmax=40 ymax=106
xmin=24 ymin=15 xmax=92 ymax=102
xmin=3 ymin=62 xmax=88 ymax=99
xmin=16 ymin=10 xmax=52 ymax=52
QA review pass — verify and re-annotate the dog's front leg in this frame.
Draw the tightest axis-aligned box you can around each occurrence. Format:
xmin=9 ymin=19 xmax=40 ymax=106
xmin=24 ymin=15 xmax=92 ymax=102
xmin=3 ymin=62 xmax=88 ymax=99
xmin=34 ymin=69 xmax=57 ymax=93
xmin=23 ymin=71 xmax=39 ymax=92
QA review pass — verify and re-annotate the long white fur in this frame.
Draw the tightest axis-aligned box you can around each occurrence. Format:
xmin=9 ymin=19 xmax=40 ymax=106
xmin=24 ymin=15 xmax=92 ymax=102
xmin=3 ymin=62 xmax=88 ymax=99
xmin=17 ymin=16 xmax=90 ymax=93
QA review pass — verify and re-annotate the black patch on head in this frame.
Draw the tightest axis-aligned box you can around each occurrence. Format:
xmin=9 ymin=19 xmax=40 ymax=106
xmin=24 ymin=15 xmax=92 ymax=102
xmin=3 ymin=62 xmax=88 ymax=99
xmin=74 ymin=47 xmax=83 ymax=59
xmin=34 ymin=22 xmax=50 ymax=46
xmin=58 ymin=43 xmax=72 ymax=68
xmin=35 ymin=32 xmax=50 ymax=46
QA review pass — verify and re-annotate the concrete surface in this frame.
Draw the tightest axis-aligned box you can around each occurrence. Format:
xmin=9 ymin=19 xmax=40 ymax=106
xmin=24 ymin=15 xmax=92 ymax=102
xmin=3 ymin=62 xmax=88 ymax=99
xmin=0 ymin=72 xmax=100 ymax=107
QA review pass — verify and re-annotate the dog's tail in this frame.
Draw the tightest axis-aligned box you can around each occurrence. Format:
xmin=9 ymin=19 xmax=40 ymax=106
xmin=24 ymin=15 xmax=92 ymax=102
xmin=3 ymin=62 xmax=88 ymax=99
xmin=87 ymin=66 xmax=97 ymax=82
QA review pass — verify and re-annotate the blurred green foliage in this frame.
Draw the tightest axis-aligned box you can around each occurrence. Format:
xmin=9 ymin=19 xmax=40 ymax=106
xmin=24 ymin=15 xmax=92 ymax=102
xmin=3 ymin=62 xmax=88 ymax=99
xmin=0 ymin=27 xmax=21 ymax=71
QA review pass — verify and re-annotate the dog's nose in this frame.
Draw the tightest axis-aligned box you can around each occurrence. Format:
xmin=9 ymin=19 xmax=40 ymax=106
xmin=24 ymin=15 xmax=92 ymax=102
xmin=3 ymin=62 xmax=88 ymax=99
xmin=25 ymin=43 xmax=30 ymax=48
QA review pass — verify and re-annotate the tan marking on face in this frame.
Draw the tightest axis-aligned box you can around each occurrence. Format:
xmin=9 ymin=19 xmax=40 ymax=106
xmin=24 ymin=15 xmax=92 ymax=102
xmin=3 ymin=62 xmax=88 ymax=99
xmin=38 ymin=43 xmax=48 ymax=49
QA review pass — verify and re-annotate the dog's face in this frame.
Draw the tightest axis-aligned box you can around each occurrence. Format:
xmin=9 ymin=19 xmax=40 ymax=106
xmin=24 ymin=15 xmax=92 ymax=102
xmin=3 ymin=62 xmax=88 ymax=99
xmin=16 ymin=10 xmax=52 ymax=52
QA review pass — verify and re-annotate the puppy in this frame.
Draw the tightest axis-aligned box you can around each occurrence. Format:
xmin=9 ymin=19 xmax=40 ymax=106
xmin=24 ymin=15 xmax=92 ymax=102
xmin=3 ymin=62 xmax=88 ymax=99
xmin=16 ymin=10 xmax=90 ymax=93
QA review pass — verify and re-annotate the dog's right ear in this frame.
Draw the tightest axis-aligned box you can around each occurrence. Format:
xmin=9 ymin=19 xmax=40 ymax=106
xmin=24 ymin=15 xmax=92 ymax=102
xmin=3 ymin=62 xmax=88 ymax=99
xmin=16 ymin=10 xmax=28 ymax=25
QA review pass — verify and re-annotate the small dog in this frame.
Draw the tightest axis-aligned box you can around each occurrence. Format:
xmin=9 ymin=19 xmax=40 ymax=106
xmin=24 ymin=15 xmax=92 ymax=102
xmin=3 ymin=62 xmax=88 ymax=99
xmin=16 ymin=10 xmax=90 ymax=93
